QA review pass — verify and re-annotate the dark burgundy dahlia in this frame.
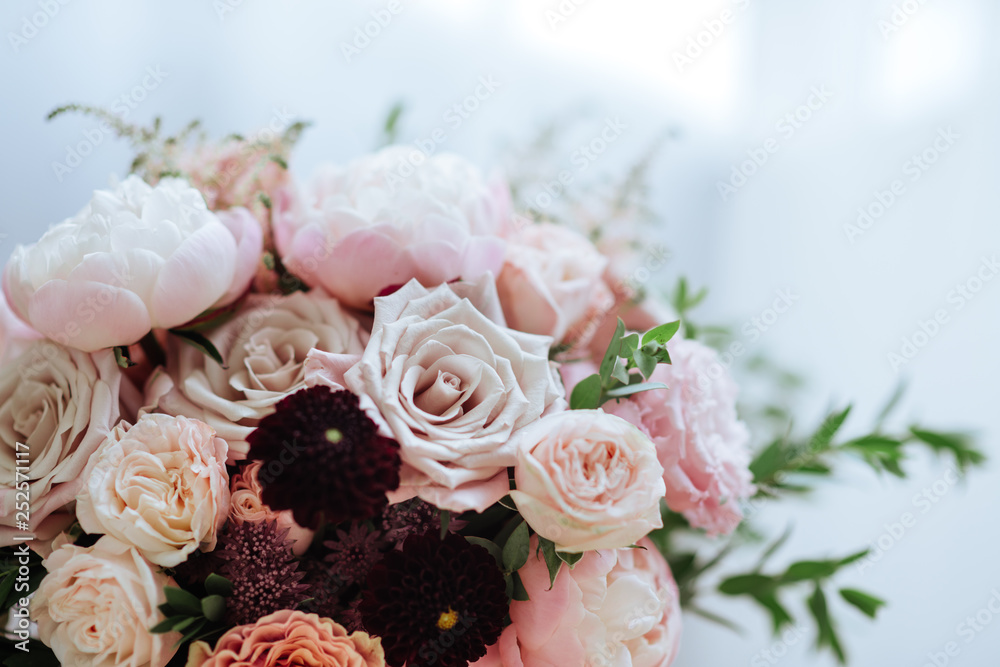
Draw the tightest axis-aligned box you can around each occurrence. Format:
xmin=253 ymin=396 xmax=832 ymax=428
xmin=359 ymin=530 xmax=509 ymax=667
xmin=247 ymin=386 xmax=401 ymax=528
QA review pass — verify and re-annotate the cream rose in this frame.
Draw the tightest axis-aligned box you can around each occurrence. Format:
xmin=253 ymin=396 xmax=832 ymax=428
xmin=229 ymin=460 xmax=314 ymax=555
xmin=510 ymin=410 xmax=665 ymax=552
xmin=344 ymin=276 xmax=565 ymax=513
xmin=186 ymin=610 xmax=384 ymax=667
xmin=147 ymin=290 xmax=366 ymax=462
xmin=76 ymin=413 xmax=230 ymax=568
xmin=496 ymin=223 xmax=614 ymax=346
xmin=3 ymin=175 xmax=262 ymax=352
xmin=32 ymin=535 xmax=180 ymax=667
xmin=0 ymin=342 xmax=127 ymax=546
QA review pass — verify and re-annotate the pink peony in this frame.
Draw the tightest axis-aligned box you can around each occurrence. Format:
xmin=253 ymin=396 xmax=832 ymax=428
xmin=3 ymin=176 xmax=262 ymax=352
xmin=496 ymin=223 xmax=614 ymax=346
xmin=473 ymin=536 xmax=681 ymax=667
xmin=274 ymin=146 xmax=509 ymax=309
xmin=229 ymin=460 xmax=315 ymax=555
xmin=605 ymin=337 xmax=753 ymax=535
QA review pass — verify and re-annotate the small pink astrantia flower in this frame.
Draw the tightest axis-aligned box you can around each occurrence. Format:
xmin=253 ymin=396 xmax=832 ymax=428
xmin=605 ymin=337 xmax=754 ymax=535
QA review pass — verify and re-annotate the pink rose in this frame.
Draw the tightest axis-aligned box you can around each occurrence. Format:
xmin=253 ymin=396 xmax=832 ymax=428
xmin=474 ymin=537 xmax=681 ymax=667
xmin=496 ymin=223 xmax=614 ymax=346
xmin=76 ymin=413 xmax=231 ymax=567
xmin=146 ymin=290 xmax=366 ymax=462
xmin=274 ymin=146 xmax=508 ymax=309
xmin=510 ymin=410 xmax=665 ymax=552
xmin=605 ymin=338 xmax=753 ymax=535
xmin=32 ymin=536 xmax=181 ymax=667
xmin=3 ymin=176 xmax=262 ymax=351
xmin=229 ymin=460 xmax=314 ymax=555
xmin=185 ymin=609 xmax=385 ymax=667
xmin=0 ymin=344 xmax=128 ymax=546
xmin=344 ymin=276 xmax=565 ymax=513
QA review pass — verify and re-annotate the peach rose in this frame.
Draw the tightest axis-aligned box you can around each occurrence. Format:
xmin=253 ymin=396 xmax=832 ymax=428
xmin=186 ymin=610 xmax=384 ymax=667
xmin=474 ymin=537 xmax=681 ymax=667
xmin=510 ymin=410 xmax=665 ymax=552
xmin=76 ymin=413 xmax=230 ymax=567
xmin=604 ymin=338 xmax=753 ymax=535
xmin=344 ymin=276 xmax=565 ymax=513
xmin=496 ymin=223 xmax=614 ymax=346
xmin=32 ymin=535 xmax=180 ymax=667
xmin=146 ymin=289 xmax=366 ymax=462
xmin=229 ymin=460 xmax=314 ymax=555
xmin=0 ymin=343 xmax=127 ymax=546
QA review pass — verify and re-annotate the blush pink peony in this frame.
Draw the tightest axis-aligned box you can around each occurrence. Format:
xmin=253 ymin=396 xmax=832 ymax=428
xmin=274 ymin=146 xmax=509 ymax=308
xmin=473 ymin=536 xmax=681 ymax=667
xmin=3 ymin=176 xmax=262 ymax=352
xmin=604 ymin=337 xmax=753 ymax=535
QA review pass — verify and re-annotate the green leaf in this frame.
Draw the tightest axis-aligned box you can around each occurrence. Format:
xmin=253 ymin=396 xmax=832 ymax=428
xmin=556 ymin=550 xmax=584 ymax=568
xmin=440 ymin=510 xmax=451 ymax=539
xmin=808 ymin=406 xmax=852 ymax=453
xmin=175 ymin=618 xmax=208 ymax=649
xmin=381 ymin=101 xmax=405 ymax=146
xmin=113 ymin=345 xmax=135 ymax=369
xmin=808 ymin=585 xmax=846 ymax=664
xmin=511 ymin=572 xmax=530 ymax=601
xmin=642 ymin=320 xmax=681 ymax=346
xmin=839 ymin=588 xmax=886 ymax=619
xmin=837 ymin=549 xmax=870 ymax=567
xmin=164 ymin=586 xmax=202 ymax=616
xmin=781 ymin=560 xmax=840 ymax=582
xmin=204 ymin=573 xmax=233 ymax=597
xmin=466 ymin=537 xmax=504 ymax=569
xmin=150 ymin=615 xmax=187 ymax=634
xmin=753 ymin=590 xmax=794 ymax=633
xmin=173 ymin=616 xmax=200 ymax=632
xmin=610 ymin=357 xmax=630 ymax=385
xmin=633 ymin=348 xmax=657 ymax=379
xmin=569 ymin=374 xmax=602 ymax=410
xmin=909 ymin=428 xmax=984 ymax=472
xmin=718 ymin=573 xmax=773 ymax=596
xmin=620 ymin=333 xmax=640 ymax=359
xmin=603 ymin=382 xmax=668 ymax=400
xmin=599 ymin=319 xmax=626 ymax=384
xmin=201 ymin=595 xmax=227 ymax=623
xmin=169 ymin=329 xmax=225 ymax=366
xmin=537 ymin=537 xmax=563 ymax=589
xmin=502 ymin=521 xmax=530 ymax=573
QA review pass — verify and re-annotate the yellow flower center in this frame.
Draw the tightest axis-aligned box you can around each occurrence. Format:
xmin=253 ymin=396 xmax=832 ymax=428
xmin=325 ymin=428 xmax=343 ymax=443
xmin=436 ymin=607 xmax=459 ymax=631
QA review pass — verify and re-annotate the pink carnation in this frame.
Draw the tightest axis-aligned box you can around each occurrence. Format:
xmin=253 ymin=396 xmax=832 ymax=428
xmin=605 ymin=337 xmax=753 ymax=535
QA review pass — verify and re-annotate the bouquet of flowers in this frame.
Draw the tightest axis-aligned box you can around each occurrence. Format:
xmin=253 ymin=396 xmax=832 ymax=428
xmin=0 ymin=107 xmax=982 ymax=667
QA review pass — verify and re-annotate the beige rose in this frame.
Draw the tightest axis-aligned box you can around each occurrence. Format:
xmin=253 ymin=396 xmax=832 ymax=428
xmin=343 ymin=276 xmax=565 ymax=513
xmin=0 ymin=342 xmax=127 ymax=546
xmin=510 ymin=410 xmax=665 ymax=552
xmin=32 ymin=535 xmax=180 ymax=667
xmin=76 ymin=413 xmax=230 ymax=568
xmin=147 ymin=290 xmax=366 ymax=462
xmin=229 ymin=460 xmax=314 ymax=555
xmin=186 ymin=610 xmax=384 ymax=667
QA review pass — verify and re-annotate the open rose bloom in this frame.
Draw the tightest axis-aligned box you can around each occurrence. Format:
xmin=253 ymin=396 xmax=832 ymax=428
xmin=3 ymin=130 xmax=774 ymax=667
